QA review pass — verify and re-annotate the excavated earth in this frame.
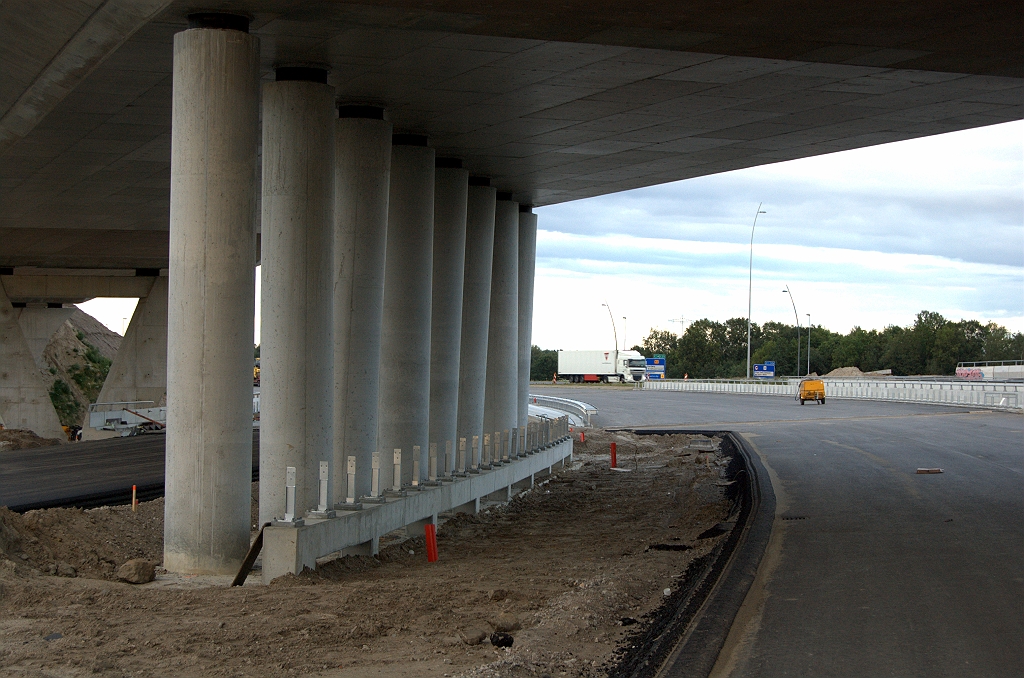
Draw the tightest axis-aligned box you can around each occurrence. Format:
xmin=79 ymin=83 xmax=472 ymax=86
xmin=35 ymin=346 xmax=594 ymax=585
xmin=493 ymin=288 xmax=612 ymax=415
xmin=0 ymin=429 xmax=736 ymax=677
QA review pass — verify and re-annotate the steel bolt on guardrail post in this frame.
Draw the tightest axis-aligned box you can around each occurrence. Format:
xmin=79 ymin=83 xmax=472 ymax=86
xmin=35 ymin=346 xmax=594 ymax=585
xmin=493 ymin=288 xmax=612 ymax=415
xmin=510 ymin=428 xmax=518 ymax=460
xmin=503 ymin=429 xmax=511 ymax=462
xmin=445 ymin=440 xmax=453 ymax=478
xmin=392 ymin=449 xmax=402 ymax=493
xmin=274 ymin=466 xmax=305 ymax=526
xmin=309 ymin=461 xmax=336 ymax=517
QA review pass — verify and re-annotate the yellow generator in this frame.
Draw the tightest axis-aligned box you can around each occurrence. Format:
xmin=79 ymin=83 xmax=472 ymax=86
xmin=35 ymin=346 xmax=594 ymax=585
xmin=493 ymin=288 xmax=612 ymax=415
xmin=797 ymin=378 xmax=825 ymax=405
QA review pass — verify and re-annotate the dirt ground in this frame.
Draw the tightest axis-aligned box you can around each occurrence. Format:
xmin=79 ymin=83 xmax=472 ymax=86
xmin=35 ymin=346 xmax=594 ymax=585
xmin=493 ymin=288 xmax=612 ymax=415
xmin=0 ymin=429 xmax=64 ymax=451
xmin=0 ymin=429 xmax=736 ymax=677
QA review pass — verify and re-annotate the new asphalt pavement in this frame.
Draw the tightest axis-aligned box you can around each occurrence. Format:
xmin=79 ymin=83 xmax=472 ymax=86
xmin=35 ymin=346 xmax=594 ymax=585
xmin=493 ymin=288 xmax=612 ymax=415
xmin=537 ymin=385 xmax=1023 ymax=678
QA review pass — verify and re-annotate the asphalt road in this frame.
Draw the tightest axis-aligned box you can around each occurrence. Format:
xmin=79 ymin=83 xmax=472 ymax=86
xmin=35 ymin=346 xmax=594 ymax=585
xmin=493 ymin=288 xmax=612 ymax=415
xmin=536 ymin=385 xmax=1024 ymax=678
xmin=0 ymin=431 xmax=260 ymax=511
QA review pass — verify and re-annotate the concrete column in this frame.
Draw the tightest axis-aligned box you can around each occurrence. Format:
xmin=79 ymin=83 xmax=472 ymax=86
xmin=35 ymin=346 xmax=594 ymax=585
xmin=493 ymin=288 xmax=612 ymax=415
xmin=16 ymin=307 xmax=76 ymax=370
xmin=455 ymin=181 xmax=496 ymax=467
xmin=377 ymin=136 xmax=434 ymax=487
xmin=163 ymin=17 xmax=260 ymax=575
xmin=517 ymin=207 xmax=538 ymax=430
xmin=259 ymin=70 xmax=335 ymax=527
xmin=333 ymin=108 xmax=392 ymax=502
xmin=0 ymin=282 xmax=65 ymax=439
xmin=428 ymin=160 xmax=469 ymax=471
xmin=95 ymin=276 xmax=168 ymax=408
xmin=483 ymin=196 xmax=519 ymax=441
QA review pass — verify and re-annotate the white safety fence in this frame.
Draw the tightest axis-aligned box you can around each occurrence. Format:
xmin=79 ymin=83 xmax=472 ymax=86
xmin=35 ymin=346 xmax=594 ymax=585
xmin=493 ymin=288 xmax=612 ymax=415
xmin=645 ymin=378 xmax=1023 ymax=410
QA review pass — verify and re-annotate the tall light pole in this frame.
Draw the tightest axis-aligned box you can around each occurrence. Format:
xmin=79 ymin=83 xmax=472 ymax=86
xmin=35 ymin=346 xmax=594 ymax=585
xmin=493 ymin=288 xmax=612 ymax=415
xmin=806 ymin=313 xmax=811 ymax=376
xmin=746 ymin=203 xmax=766 ymax=379
xmin=622 ymin=316 xmax=627 ymax=351
xmin=601 ymin=302 xmax=618 ymax=352
xmin=783 ymin=285 xmax=800 ymax=377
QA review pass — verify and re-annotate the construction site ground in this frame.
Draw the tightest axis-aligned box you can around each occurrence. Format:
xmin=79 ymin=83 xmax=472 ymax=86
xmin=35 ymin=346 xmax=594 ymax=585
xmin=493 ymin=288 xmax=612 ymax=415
xmin=0 ymin=429 xmax=735 ymax=677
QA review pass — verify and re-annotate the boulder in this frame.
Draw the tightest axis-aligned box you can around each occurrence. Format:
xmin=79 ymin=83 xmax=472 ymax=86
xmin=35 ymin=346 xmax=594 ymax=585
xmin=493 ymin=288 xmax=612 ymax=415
xmin=115 ymin=559 xmax=155 ymax=584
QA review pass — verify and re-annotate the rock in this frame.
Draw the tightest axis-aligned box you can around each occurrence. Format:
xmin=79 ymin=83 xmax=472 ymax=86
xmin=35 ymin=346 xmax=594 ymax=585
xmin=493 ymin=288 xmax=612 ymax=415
xmin=490 ymin=631 xmax=514 ymax=648
xmin=460 ymin=629 xmax=487 ymax=645
xmin=56 ymin=562 xmax=77 ymax=577
xmin=115 ymin=559 xmax=155 ymax=584
xmin=490 ymin=613 xmax=521 ymax=633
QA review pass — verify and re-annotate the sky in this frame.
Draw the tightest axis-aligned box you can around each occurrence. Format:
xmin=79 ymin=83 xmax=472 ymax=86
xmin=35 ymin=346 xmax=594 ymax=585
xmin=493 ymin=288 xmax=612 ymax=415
xmin=78 ymin=120 xmax=1024 ymax=350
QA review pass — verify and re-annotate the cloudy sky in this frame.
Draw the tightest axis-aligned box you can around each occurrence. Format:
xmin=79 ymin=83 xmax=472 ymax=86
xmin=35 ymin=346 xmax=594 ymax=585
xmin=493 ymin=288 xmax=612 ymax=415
xmin=532 ymin=120 xmax=1024 ymax=351
xmin=79 ymin=120 xmax=1023 ymax=349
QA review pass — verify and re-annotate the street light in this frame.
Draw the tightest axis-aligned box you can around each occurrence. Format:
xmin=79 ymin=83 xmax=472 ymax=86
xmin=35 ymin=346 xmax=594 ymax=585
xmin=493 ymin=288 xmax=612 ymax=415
xmin=782 ymin=286 xmax=800 ymax=377
xmin=806 ymin=313 xmax=811 ymax=376
xmin=746 ymin=203 xmax=766 ymax=379
xmin=622 ymin=316 xmax=627 ymax=351
xmin=601 ymin=302 xmax=618 ymax=352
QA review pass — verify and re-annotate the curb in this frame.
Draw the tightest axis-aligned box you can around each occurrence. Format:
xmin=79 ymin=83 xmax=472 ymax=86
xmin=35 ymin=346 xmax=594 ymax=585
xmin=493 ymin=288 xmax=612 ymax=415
xmin=605 ymin=429 xmax=775 ymax=678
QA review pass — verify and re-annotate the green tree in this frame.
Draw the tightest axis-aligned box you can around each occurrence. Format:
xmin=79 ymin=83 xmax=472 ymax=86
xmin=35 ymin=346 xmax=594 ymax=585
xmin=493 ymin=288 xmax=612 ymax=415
xmin=530 ymin=345 xmax=558 ymax=381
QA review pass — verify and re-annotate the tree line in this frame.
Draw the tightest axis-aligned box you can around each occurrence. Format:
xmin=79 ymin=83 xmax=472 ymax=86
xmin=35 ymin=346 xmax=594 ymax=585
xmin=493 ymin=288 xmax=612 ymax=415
xmin=530 ymin=311 xmax=1023 ymax=380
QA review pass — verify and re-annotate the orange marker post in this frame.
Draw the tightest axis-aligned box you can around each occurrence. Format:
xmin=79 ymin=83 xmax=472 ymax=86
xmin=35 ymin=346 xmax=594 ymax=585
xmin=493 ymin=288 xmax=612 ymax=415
xmin=610 ymin=442 xmax=617 ymax=468
xmin=424 ymin=524 xmax=438 ymax=562
xmin=132 ymin=485 xmax=138 ymax=512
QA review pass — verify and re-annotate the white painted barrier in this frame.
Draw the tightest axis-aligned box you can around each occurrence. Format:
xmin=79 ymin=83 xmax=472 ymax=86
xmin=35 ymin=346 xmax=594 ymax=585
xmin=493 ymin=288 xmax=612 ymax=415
xmin=644 ymin=378 xmax=1022 ymax=410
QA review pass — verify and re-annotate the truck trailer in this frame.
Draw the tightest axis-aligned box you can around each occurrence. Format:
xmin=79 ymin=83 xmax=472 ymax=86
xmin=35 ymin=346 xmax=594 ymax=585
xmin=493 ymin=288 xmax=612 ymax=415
xmin=557 ymin=349 xmax=648 ymax=383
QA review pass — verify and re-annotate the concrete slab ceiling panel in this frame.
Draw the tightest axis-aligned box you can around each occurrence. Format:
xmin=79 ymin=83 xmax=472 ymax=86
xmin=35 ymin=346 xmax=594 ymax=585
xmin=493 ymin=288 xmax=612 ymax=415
xmin=0 ymin=1 xmax=1019 ymax=268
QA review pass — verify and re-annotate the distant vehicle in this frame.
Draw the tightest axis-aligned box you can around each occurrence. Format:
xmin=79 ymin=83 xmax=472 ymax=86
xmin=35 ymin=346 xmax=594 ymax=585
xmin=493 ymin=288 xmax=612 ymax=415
xmin=557 ymin=350 xmax=647 ymax=383
xmin=797 ymin=378 xmax=826 ymax=405
xmin=955 ymin=360 xmax=1024 ymax=381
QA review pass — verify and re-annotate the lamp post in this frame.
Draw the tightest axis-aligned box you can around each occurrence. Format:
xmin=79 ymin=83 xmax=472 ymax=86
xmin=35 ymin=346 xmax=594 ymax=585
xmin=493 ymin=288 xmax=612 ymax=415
xmin=622 ymin=316 xmax=627 ymax=351
xmin=806 ymin=313 xmax=811 ymax=376
xmin=783 ymin=286 xmax=800 ymax=377
xmin=601 ymin=302 xmax=618 ymax=352
xmin=746 ymin=203 xmax=766 ymax=379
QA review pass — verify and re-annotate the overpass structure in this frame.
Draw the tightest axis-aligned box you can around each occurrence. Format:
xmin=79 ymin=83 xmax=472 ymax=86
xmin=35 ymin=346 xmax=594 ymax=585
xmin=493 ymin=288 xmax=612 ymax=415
xmin=0 ymin=1 xmax=1021 ymax=576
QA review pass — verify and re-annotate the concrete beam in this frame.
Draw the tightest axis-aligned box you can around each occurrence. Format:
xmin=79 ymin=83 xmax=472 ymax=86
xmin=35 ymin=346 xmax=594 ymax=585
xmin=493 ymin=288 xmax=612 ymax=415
xmin=0 ymin=0 xmax=173 ymax=156
xmin=262 ymin=437 xmax=573 ymax=582
xmin=0 ymin=275 xmax=158 ymax=304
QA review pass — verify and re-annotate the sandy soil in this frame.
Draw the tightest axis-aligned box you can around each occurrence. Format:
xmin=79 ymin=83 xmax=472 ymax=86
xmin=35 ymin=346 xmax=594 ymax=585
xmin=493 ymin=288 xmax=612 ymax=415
xmin=0 ymin=429 xmax=735 ymax=677
xmin=0 ymin=429 xmax=64 ymax=451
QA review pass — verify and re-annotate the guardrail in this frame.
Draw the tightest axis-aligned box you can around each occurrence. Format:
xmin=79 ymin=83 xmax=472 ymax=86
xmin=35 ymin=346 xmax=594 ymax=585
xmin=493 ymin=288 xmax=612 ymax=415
xmin=528 ymin=394 xmax=598 ymax=426
xmin=644 ymin=378 xmax=1023 ymax=410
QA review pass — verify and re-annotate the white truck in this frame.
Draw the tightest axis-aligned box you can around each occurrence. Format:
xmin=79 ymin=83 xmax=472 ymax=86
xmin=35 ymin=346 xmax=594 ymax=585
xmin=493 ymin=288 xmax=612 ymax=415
xmin=557 ymin=349 xmax=648 ymax=383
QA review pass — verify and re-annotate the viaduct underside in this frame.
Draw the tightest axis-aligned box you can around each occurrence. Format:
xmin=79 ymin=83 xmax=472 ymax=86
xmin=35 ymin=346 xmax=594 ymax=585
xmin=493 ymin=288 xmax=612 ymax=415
xmin=0 ymin=1 xmax=1020 ymax=574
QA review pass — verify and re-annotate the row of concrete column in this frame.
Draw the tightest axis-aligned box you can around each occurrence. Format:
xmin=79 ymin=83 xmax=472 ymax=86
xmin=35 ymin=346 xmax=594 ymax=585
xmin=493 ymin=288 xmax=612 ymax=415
xmin=162 ymin=19 xmax=540 ymax=574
